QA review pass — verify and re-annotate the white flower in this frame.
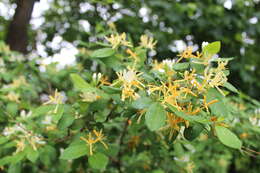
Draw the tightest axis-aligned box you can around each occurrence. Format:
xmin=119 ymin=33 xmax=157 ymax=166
xmin=249 ymin=117 xmax=258 ymax=126
xmin=42 ymin=116 xmax=52 ymax=125
xmin=162 ymin=59 xmax=176 ymax=68
xmin=92 ymin=72 xmax=102 ymax=84
xmin=123 ymin=70 xmax=137 ymax=83
xmin=20 ymin=110 xmax=32 ymax=119
xmin=33 ymin=135 xmax=46 ymax=145
xmin=202 ymin=41 xmax=209 ymax=48
xmin=2 ymin=127 xmax=16 ymax=136
xmin=158 ymin=69 xmax=165 ymax=73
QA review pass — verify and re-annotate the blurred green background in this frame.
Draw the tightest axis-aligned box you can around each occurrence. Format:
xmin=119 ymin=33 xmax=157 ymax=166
xmin=0 ymin=0 xmax=259 ymax=99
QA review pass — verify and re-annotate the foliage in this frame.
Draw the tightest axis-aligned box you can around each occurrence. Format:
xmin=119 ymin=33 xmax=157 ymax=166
xmin=35 ymin=0 xmax=260 ymax=99
xmin=0 ymin=32 xmax=260 ymax=173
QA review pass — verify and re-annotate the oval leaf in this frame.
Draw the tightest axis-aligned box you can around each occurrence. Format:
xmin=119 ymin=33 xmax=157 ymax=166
xmin=215 ymin=126 xmax=242 ymax=149
xmin=91 ymin=48 xmax=115 ymax=58
xmin=145 ymin=103 xmax=166 ymax=131
xmin=89 ymin=152 xmax=109 ymax=170
xmin=203 ymin=41 xmax=221 ymax=55
xmin=70 ymin=73 xmax=94 ymax=92
xmin=60 ymin=144 xmax=88 ymax=160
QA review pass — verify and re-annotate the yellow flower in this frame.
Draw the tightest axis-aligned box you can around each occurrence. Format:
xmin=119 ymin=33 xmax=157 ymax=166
xmin=93 ymin=129 xmax=108 ymax=150
xmin=185 ymin=162 xmax=195 ymax=173
xmin=121 ymin=86 xmax=140 ymax=101
xmin=203 ymin=95 xmax=218 ymax=113
xmin=115 ymin=68 xmax=144 ymax=101
xmin=80 ymin=92 xmax=101 ymax=102
xmin=80 ymin=130 xmax=108 ymax=156
xmin=204 ymin=68 xmax=227 ymax=95
xmin=99 ymin=75 xmax=111 ymax=86
xmin=43 ymin=89 xmax=63 ymax=105
xmin=43 ymin=89 xmax=63 ymax=113
xmin=126 ymin=48 xmax=139 ymax=64
xmin=152 ymin=60 xmax=165 ymax=73
xmin=105 ymin=33 xmax=132 ymax=49
xmin=6 ymin=92 xmax=20 ymax=103
xmin=139 ymin=35 xmax=157 ymax=50
xmin=107 ymin=22 xmax=116 ymax=31
xmin=15 ymin=139 xmax=25 ymax=153
xmin=11 ymin=76 xmax=28 ymax=88
xmin=160 ymin=112 xmax=184 ymax=140
xmin=177 ymin=46 xmax=202 ymax=62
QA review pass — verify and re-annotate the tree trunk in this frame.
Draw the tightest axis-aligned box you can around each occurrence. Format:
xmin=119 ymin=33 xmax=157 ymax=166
xmin=6 ymin=0 xmax=37 ymax=54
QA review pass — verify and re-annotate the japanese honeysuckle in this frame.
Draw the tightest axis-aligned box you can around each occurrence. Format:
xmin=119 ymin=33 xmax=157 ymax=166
xmin=0 ymin=36 xmax=259 ymax=172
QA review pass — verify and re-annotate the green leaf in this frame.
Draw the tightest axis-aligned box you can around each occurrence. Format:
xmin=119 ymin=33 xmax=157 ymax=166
xmin=223 ymin=82 xmax=238 ymax=93
xmin=145 ymin=103 xmax=166 ymax=131
xmin=132 ymin=97 xmax=153 ymax=109
xmin=58 ymin=113 xmax=75 ymax=129
xmin=172 ymin=62 xmax=189 ymax=71
xmin=70 ymin=73 xmax=94 ymax=92
xmin=101 ymin=86 xmax=121 ymax=94
xmin=52 ymin=104 xmax=65 ymax=123
xmin=88 ymin=152 xmax=109 ymax=170
xmin=0 ymin=136 xmax=9 ymax=145
xmin=26 ymin=147 xmax=39 ymax=163
xmin=184 ymin=124 xmax=204 ymax=141
xmin=6 ymin=103 xmax=18 ymax=116
xmin=60 ymin=144 xmax=88 ymax=160
xmin=206 ymin=88 xmax=230 ymax=117
xmin=31 ymin=105 xmax=56 ymax=118
xmin=203 ymin=41 xmax=221 ymax=55
xmin=215 ymin=126 xmax=242 ymax=149
xmin=91 ymin=48 xmax=115 ymax=58
xmin=0 ymin=156 xmax=15 ymax=166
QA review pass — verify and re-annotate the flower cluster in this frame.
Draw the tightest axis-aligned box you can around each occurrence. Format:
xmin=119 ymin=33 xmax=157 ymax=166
xmin=80 ymin=130 xmax=108 ymax=155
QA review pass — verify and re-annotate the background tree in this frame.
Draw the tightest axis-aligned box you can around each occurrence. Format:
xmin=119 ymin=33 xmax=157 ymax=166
xmin=5 ymin=0 xmax=39 ymax=54
xmin=1 ymin=0 xmax=259 ymax=97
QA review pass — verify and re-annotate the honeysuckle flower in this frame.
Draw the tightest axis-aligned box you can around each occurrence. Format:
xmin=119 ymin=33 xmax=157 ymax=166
xmin=80 ymin=92 xmax=101 ymax=102
xmin=121 ymin=86 xmax=140 ymax=101
xmin=15 ymin=139 xmax=25 ymax=153
xmin=115 ymin=68 xmax=144 ymax=101
xmin=203 ymin=95 xmax=218 ymax=113
xmin=80 ymin=130 xmax=108 ymax=156
xmin=92 ymin=72 xmax=102 ymax=84
xmin=177 ymin=46 xmax=202 ymax=62
xmin=139 ymin=35 xmax=157 ymax=50
xmin=92 ymin=129 xmax=108 ymax=150
xmin=2 ymin=127 xmax=16 ymax=136
xmin=202 ymin=41 xmax=209 ymax=48
xmin=99 ymin=75 xmax=111 ymax=86
xmin=126 ymin=48 xmax=139 ymax=64
xmin=105 ymin=33 xmax=132 ymax=49
xmin=10 ymin=76 xmax=28 ymax=88
xmin=43 ymin=89 xmax=64 ymax=113
xmin=43 ymin=89 xmax=63 ymax=105
xmin=5 ymin=92 xmax=20 ymax=103
xmin=20 ymin=110 xmax=32 ymax=119
xmin=162 ymin=59 xmax=176 ymax=68
xmin=42 ymin=115 xmax=52 ymax=125
xmin=152 ymin=60 xmax=165 ymax=73
xmin=163 ymin=112 xmax=183 ymax=139
xmin=249 ymin=116 xmax=258 ymax=126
